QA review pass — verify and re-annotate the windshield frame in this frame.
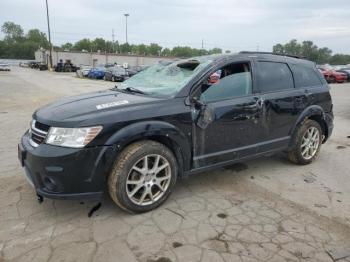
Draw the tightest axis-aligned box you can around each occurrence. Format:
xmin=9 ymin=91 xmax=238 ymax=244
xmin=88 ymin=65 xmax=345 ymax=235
xmin=117 ymin=57 xmax=216 ymax=99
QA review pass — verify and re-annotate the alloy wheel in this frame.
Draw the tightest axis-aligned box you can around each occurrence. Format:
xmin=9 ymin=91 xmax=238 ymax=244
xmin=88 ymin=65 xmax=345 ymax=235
xmin=301 ymin=126 xmax=320 ymax=160
xmin=126 ymin=154 xmax=171 ymax=206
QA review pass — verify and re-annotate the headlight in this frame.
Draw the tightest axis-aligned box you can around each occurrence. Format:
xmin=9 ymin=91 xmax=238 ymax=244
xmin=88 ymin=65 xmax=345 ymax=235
xmin=46 ymin=126 xmax=102 ymax=148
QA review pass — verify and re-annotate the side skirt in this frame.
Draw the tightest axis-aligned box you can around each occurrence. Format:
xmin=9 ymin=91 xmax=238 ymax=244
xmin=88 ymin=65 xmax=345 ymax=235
xmin=185 ymin=146 xmax=287 ymax=176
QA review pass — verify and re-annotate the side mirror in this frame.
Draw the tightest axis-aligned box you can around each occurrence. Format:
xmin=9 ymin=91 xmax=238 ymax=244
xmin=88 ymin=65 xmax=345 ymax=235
xmin=191 ymin=96 xmax=205 ymax=108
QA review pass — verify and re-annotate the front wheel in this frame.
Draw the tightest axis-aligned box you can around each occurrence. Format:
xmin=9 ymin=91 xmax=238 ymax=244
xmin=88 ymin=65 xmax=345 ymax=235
xmin=108 ymin=141 xmax=177 ymax=213
xmin=288 ymin=119 xmax=322 ymax=165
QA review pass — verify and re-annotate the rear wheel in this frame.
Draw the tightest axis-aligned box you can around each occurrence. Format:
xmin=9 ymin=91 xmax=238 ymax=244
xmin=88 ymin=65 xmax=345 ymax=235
xmin=288 ymin=119 xmax=322 ymax=165
xmin=108 ymin=141 xmax=177 ymax=213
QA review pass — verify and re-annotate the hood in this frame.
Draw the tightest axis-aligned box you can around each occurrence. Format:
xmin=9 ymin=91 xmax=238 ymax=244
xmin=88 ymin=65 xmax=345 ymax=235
xmin=34 ymin=89 xmax=162 ymax=126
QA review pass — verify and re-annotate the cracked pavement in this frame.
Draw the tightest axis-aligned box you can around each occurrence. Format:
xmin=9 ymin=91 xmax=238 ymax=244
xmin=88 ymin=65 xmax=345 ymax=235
xmin=1 ymin=68 xmax=350 ymax=262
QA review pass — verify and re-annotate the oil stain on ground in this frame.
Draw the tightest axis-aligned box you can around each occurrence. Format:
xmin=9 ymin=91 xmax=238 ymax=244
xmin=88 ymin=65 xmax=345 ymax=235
xmin=172 ymin=242 xmax=183 ymax=248
xmin=147 ymin=257 xmax=173 ymax=262
xmin=217 ymin=213 xmax=228 ymax=219
xmin=224 ymin=163 xmax=248 ymax=172
xmin=337 ymin=145 xmax=347 ymax=150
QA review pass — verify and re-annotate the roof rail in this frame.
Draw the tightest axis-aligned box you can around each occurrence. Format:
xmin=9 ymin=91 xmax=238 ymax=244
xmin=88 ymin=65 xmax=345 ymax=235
xmin=239 ymin=51 xmax=305 ymax=59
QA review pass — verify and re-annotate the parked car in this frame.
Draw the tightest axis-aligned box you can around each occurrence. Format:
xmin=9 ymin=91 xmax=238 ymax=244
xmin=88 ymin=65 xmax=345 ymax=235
xmin=18 ymin=52 xmax=333 ymax=213
xmin=28 ymin=61 xmax=48 ymax=71
xmin=87 ymin=67 xmax=106 ymax=79
xmin=54 ymin=59 xmax=79 ymax=72
xmin=76 ymin=65 xmax=92 ymax=78
xmin=19 ymin=61 xmax=32 ymax=68
xmin=318 ymin=68 xmax=347 ymax=83
xmin=0 ymin=63 xmax=10 ymax=71
xmin=336 ymin=68 xmax=350 ymax=82
xmin=104 ymin=66 xmax=129 ymax=82
xmin=127 ymin=65 xmax=149 ymax=77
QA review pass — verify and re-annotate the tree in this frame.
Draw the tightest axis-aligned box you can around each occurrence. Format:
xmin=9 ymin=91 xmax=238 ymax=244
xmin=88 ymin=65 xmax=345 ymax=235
xmin=329 ymin=54 xmax=350 ymax=65
xmin=119 ymin=43 xmax=131 ymax=54
xmin=147 ymin=43 xmax=162 ymax=56
xmin=1 ymin=21 xmax=23 ymax=42
xmin=171 ymin=46 xmax=193 ymax=57
xmin=92 ymin=38 xmax=107 ymax=52
xmin=61 ymin=42 xmax=73 ymax=50
xmin=137 ymin=44 xmax=147 ymax=55
xmin=74 ymin=38 xmax=92 ymax=52
xmin=273 ymin=39 xmax=334 ymax=64
xmin=209 ymin=48 xmax=222 ymax=54
xmin=26 ymin=29 xmax=49 ymax=49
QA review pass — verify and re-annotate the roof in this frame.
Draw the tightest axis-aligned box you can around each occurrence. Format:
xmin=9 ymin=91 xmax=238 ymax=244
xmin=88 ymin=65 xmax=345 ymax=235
xmin=190 ymin=52 xmax=314 ymax=66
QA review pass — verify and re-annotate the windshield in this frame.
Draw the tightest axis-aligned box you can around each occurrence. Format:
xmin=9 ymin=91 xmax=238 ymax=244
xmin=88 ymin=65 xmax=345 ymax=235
xmin=119 ymin=58 xmax=212 ymax=97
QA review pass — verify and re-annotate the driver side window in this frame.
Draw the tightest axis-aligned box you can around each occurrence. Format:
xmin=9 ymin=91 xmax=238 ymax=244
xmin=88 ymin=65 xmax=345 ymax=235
xmin=200 ymin=62 xmax=252 ymax=103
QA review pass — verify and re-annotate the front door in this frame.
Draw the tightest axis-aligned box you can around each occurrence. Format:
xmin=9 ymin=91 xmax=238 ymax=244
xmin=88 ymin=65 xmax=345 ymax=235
xmin=191 ymin=61 xmax=264 ymax=169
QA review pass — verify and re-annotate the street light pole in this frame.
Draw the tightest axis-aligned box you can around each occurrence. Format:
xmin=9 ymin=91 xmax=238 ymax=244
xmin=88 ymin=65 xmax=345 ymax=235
xmin=45 ymin=0 xmax=53 ymax=69
xmin=124 ymin=13 xmax=129 ymax=44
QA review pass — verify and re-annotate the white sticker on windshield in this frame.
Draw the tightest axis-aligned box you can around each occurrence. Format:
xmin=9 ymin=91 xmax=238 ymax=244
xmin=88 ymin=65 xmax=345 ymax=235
xmin=96 ymin=100 xmax=129 ymax=110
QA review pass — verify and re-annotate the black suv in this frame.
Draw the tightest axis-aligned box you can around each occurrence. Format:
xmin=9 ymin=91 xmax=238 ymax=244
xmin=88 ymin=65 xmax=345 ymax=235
xmin=18 ymin=52 xmax=333 ymax=213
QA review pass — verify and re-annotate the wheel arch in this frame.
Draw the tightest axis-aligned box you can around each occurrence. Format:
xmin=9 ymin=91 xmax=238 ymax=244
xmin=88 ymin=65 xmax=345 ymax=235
xmin=289 ymin=105 xmax=329 ymax=146
xmin=105 ymin=121 xmax=192 ymax=177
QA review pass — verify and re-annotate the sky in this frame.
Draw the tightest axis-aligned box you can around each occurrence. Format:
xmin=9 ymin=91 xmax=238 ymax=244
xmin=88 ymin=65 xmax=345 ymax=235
xmin=1 ymin=0 xmax=350 ymax=53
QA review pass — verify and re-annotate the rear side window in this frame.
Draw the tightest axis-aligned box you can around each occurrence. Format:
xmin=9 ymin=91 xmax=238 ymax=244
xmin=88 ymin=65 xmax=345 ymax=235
xmin=257 ymin=62 xmax=294 ymax=93
xmin=290 ymin=64 xmax=323 ymax=88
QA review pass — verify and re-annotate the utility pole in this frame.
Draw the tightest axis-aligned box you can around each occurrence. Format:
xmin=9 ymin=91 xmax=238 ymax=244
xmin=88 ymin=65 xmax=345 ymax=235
xmin=124 ymin=14 xmax=129 ymax=44
xmin=201 ymin=39 xmax=204 ymax=55
xmin=45 ymin=0 xmax=53 ymax=69
xmin=112 ymin=29 xmax=115 ymax=53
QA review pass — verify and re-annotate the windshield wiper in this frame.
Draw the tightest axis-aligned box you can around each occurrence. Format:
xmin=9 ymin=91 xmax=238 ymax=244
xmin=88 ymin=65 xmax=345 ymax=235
xmin=124 ymin=87 xmax=148 ymax=95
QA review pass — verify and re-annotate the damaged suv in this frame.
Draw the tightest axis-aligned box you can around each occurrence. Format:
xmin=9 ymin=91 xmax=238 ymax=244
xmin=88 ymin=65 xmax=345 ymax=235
xmin=18 ymin=52 xmax=333 ymax=213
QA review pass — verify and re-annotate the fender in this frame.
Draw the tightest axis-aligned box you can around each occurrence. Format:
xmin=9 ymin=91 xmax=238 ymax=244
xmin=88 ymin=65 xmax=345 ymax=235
xmin=289 ymin=105 xmax=327 ymax=143
xmin=105 ymin=121 xmax=192 ymax=172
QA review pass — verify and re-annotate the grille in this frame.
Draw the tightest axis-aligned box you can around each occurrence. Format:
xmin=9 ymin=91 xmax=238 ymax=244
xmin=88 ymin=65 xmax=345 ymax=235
xmin=29 ymin=120 xmax=50 ymax=147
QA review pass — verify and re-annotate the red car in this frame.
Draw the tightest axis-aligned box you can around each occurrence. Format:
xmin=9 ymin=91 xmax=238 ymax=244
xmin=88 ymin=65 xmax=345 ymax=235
xmin=318 ymin=68 xmax=347 ymax=83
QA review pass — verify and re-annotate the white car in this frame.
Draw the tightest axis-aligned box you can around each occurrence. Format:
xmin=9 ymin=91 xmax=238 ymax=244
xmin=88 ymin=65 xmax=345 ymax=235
xmin=0 ymin=63 xmax=10 ymax=71
xmin=76 ymin=65 xmax=92 ymax=78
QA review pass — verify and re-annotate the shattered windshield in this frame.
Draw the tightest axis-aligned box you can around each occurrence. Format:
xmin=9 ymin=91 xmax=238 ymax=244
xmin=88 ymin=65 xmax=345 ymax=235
xmin=119 ymin=58 xmax=212 ymax=97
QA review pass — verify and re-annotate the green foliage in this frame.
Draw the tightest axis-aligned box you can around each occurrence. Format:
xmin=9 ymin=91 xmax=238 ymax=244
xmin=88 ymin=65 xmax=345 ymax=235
xmin=1 ymin=21 xmax=24 ymax=42
xmin=2 ymin=21 xmax=349 ymax=64
xmin=73 ymin=38 xmax=92 ymax=52
xmin=272 ymin=39 xmax=348 ymax=65
xmin=60 ymin=42 xmax=73 ymax=50
xmin=329 ymin=54 xmax=350 ymax=65
xmin=0 ymin=21 xmax=49 ymax=59
xmin=26 ymin=29 xmax=49 ymax=49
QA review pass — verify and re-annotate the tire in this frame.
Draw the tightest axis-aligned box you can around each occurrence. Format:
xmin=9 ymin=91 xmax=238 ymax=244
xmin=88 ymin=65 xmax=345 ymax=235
xmin=288 ymin=119 xmax=323 ymax=165
xmin=108 ymin=140 xmax=178 ymax=213
xmin=329 ymin=76 xmax=336 ymax=83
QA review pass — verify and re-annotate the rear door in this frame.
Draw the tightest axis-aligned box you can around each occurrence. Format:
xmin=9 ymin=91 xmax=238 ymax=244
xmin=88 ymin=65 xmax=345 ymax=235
xmin=255 ymin=61 xmax=306 ymax=152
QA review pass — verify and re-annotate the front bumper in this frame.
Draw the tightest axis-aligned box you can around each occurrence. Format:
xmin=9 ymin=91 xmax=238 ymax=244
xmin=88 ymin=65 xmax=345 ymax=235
xmin=18 ymin=131 xmax=116 ymax=200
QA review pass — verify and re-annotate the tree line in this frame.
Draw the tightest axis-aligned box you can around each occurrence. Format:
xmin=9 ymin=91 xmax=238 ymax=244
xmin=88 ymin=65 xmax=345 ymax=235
xmin=273 ymin=39 xmax=350 ymax=65
xmin=1 ymin=21 xmax=350 ymax=65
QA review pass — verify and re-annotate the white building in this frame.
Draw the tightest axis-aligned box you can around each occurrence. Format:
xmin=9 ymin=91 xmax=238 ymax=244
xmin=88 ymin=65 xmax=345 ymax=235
xmin=35 ymin=49 xmax=173 ymax=68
